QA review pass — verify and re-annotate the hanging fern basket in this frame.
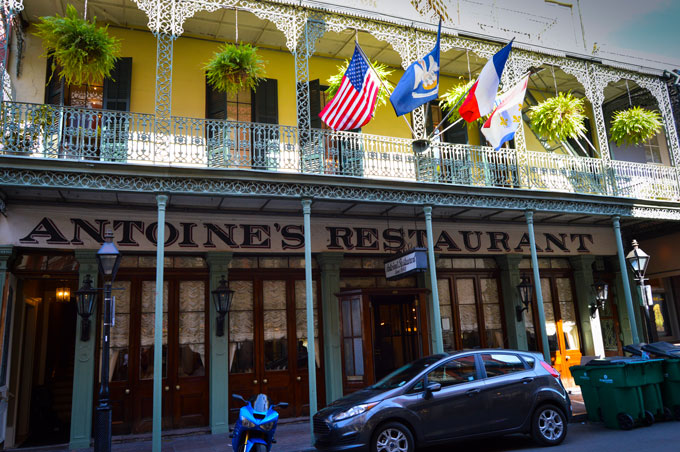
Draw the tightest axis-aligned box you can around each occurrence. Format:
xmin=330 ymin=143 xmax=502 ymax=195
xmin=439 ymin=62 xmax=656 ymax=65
xmin=529 ymin=92 xmax=586 ymax=142
xmin=609 ymin=106 xmax=663 ymax=146
xmin=326 ymin=60 xmax=394 ymax=107
xmin=205 ymin=43 xmax=266 ymax=96
xmin=34 ymin=4 xmax=121 ymax=86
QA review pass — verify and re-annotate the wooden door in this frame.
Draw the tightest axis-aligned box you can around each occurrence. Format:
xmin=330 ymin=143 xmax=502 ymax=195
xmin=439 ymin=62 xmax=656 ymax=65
xmin=338 ymin=293 xmax=374 ymax=395
xmin=172 ymin=279 xmax=209 ymax=428
xmin=133 ymin=279 xmax=171 ymax=432
xmin=105 ymin=276 xmax=209 ymax=434
xmin=227 ymin=275 xmax=321 ymax=421
xmin=599 ymin=290 xmax=623 ymax=357
xmin=107 ymin=279 xmax=134 ymax=435
xmin=292 ymin=280 xmax=324 ymax=416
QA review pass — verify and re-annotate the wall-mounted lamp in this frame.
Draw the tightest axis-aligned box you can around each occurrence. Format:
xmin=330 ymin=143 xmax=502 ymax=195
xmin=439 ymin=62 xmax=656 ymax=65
xmin=590 ymin=279 xmax=608 ymax=319
xmin=211 ymin=275 xmax=234 ymax=337
xmin=56 ymin=285 xmax=71 ymax=302
xmin=75 ymin=275 xmax=97 ymax=341
xmin=516 ymin=275 xmax=532 ymax=322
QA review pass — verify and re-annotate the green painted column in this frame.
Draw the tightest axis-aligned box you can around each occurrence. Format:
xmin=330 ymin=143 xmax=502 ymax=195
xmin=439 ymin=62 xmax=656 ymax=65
xmin=152 ymin=194 xmax=167 ymax=452
xmin=317 ymin=252 xmax=344 ymax=404
xmin=569 ymin=255 xmax=604 ymax=357
xmin=301 ymin=198 xmax=317 ymax=438
xmin=495 ymin=254 xmax=527 ymax=350
xmin=206 ymin=252 xmax=233 ymax=434
xmin=423 ymin=206 xmax=443 ymax=354
xmin=69 ymin=250 xmax=98 ymax=450
xmin=525 ymin=211 xmax=550 ymax=362
xmin=611 ymin=216 xmax=640 ymax=344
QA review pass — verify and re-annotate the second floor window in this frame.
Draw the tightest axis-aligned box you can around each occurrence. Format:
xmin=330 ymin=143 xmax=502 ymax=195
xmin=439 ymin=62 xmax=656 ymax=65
xmin=205 ymin=77 xmax=278 ymax=124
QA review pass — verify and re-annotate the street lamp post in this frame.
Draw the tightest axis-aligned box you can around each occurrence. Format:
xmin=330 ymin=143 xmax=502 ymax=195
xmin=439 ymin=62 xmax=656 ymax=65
xmin=94 ymin=231 xmax=121 ymax=452
xmin=516 ymin=275 xmax=532 ymax=322
xmin=625 ymin=239 xmax=654 ymax=343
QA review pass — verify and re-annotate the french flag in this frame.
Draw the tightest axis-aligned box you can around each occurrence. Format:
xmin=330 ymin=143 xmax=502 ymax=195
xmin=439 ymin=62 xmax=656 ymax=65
xmin=458 ymin=40 xmax=514 ymax=123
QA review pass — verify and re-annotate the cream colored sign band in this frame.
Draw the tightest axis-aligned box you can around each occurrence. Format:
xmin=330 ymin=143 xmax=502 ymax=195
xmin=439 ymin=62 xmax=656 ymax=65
xmin=0 ymin=206 xmax=617 ymax=255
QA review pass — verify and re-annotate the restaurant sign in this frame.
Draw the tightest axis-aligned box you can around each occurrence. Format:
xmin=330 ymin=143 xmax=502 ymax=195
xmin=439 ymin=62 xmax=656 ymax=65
xmin=384 ymin=248 xmax=428 ymax=280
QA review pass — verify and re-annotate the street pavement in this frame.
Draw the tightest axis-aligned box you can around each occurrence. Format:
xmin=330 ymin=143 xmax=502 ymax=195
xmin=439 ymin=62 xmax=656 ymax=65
xmin=13 ymin=419 xmax=680 ymax=452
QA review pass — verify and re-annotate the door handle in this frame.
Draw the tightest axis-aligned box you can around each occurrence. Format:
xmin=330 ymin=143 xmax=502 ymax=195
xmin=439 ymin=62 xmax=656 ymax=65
xmin=253 ymin=379 xmax=258 ymax=384
xmin=466 ymin=388 xmax=481 ymax=397
xmin=164 ymin=386 xmax=170 ymax=392
xmin=521 ymin=377 xmax=535 ymax=384
xmin=263 ymin=379 xmax=268 ymax=384
xmin=125 ymin=389 xmax=130 ymax=395
xmin=296 ymin=376 xmax=301 ymax=382
xmin=175 ymin=385 xmax=181 ymax=390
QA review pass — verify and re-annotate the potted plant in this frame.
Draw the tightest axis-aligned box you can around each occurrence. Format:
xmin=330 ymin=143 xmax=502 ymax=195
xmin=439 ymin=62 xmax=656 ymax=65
xmin=205 ymin=43 xmax=266 ymax=95
xmin=529 ymin=91 xmax=586 ymax=142
xmin=326 ymin=60 xmax=394 ymax=107
xmin=34 ymin=4 xmax=121 ymax=86
xmin=609 ymin=106 xmax=663 ymax=146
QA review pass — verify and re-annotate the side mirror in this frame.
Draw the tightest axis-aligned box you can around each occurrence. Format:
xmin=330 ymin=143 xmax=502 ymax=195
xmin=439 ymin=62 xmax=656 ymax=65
xmin=276 ymin=402 xmax=289 ymax=409
xmin=232 ymin=394 xmax=246 ymax=403
xmin=425 ymin=382 xmax=441 ymax=395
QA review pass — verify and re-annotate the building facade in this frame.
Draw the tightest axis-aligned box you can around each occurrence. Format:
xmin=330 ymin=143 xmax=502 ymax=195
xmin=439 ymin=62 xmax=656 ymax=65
xmin=0 ymin=0 xmax=679 ymax=448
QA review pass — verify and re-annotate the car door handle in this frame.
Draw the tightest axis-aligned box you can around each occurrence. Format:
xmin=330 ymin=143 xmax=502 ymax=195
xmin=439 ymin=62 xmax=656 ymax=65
xmin=521 ymin=377 xmax=535 ymax=384
xmin=466 ymin=388 xmax=481 ymax=397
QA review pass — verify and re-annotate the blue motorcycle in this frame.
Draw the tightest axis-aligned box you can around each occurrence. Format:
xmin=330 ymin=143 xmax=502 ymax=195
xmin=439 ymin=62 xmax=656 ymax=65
xmin=230 ymin=393 xmax=288 ymax=452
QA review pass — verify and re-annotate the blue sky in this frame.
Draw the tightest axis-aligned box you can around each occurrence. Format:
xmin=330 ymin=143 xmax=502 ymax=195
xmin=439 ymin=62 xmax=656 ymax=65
xmin=579 ymin=0 xmax=680 ymax=64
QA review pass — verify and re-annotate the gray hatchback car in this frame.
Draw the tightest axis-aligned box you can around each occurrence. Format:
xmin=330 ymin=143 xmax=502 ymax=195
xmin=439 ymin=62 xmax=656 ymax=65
xmin=313 ymin=350 xmax=570 ymax=452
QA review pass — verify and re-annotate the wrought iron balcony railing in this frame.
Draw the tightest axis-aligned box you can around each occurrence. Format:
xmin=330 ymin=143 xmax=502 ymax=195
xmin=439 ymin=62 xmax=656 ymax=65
xmin=2 ymin=101 xmax=679 ymax=202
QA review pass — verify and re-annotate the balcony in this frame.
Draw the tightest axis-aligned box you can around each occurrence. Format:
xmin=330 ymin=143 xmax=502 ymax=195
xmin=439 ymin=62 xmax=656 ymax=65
xmin=1 ymin=101 xmax=679 ymax=202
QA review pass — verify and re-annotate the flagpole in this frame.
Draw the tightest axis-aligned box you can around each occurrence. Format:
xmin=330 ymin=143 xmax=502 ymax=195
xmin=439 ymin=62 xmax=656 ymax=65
xmin=430 ymin=117 xmax=464 ymax=142
xmin=426 ymin=83 xmax=474 ymax=140
xmin=355 ymin=43 xmax=418 ymax=138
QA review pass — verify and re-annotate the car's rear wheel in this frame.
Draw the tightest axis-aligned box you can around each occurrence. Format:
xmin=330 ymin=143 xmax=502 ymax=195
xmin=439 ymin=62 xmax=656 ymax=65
xmin=371 ymin=422 xmax=414 ymax=452
xmin=531 ymin=405 xmax=567 ymax=446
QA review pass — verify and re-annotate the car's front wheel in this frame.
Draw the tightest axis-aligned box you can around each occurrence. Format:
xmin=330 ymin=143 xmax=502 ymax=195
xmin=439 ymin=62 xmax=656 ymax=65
xmin=371 ymin=422 xmax=414 ymax=452
xmin=531 ymin=405 xmax=567 ymax=446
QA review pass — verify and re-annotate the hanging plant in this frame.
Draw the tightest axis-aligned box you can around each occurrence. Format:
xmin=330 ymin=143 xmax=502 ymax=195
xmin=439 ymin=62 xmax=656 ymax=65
xmin=34 ymin=4 xmax=121 ymax=86
xmin=326 ymin=60 xmax=394 ymax=107
xmin=440 ymin=80 xmax=482 ymax=124
xmin=205 ymin=43 xmax=266 ymax=96
xmin=609 ymin=106 xmax=662 ymax=146
xmin=529 ymin=91 xmax=586 ymax=142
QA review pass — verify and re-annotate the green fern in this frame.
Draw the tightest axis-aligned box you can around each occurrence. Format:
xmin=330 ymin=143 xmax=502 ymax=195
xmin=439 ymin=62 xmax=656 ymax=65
xmin=205 ymin=43 xmax=266 ymax=96
xmin=529 ymin=92 xmax=586 ymax=142
xmin=34 ymin=4 xmax=121 ymax=86
xmin=439 ymin=80 xmax=483 ymax=124
xmin=609 ymin=106 xmax=662 ymax=146
xmin=326 ymin=60 xmax=394 ymax=107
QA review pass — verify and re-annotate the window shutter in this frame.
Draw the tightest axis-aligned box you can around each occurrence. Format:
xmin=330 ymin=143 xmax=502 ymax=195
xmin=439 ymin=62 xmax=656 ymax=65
xmin=443 ymin=119 xmax=468 ymax=144
xmin=205 ymin=76 xmax=227 ymax=120
xmin=44 ymin=56 xmax=64 ymax=105
xmin=253 ymin=78 xmax=278 ymax=124
xmin=309 ymin=79 xmax=321 ymax=129
xmin=103 ymin=57 xmax=132 ymax=111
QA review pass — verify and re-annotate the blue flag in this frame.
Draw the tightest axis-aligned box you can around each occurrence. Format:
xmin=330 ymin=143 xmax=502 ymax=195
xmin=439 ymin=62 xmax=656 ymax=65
xmin=390 ymin=20 xmax=441 ymax=117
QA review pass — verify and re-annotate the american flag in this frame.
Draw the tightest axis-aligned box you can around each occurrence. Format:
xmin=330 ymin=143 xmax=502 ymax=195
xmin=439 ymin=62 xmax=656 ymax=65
xmin=319 ymin=44 xmax=380 ymax=131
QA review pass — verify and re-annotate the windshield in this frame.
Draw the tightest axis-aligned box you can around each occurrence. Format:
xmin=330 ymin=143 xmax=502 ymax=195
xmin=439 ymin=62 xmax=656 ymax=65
xmin=370 ymin=356 xmax=443 ymax=390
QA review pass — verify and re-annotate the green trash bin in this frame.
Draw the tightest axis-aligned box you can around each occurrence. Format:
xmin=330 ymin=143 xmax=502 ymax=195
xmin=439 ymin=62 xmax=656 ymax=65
xmin=662 ymin=358 xmax=680 ymax=420
xmin=639 ymin=359 xmax=666 ymax=421
xmin=570 ymin=365 xmax=601 ymax=422
xmin=587 ymin=361 xmax=648 ymax=430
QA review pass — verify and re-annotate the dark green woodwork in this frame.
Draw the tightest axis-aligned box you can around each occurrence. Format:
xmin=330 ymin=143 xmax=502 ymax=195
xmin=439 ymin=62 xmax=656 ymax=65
xmin=317 ymin=253 xmax=344 ymax=404
xmin=69 ymin=251 xmax=99 ymax=450
xmin=206 ymin=252 xmax=233 ymax=434
xmin=495 ymin=254 xmax=528 ymax=350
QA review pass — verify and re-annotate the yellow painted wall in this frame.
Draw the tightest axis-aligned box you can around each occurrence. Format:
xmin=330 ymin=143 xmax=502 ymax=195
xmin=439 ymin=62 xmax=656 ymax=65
xmin=20 ymin=25 xmax=604 ymax=153
xmin=10 ymin=33 xmax=45 ymax=104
